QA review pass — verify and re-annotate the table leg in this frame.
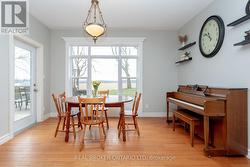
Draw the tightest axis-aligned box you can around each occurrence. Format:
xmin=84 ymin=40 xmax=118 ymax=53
xmin=120 ymin=103 xmax=126 ymax=142
xmin=65 ymin=104 xmax=71 ymax=142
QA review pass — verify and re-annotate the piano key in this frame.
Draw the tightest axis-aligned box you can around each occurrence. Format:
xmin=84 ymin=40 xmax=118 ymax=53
xmin=168 ymin=97 xmax=204 ymax=110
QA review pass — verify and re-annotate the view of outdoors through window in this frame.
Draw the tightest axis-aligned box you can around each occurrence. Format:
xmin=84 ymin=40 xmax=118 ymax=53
xmin=14 ymin=46 xmax=32 ymax=120
xmin=71 ymin=46 xmax=138 ymax=97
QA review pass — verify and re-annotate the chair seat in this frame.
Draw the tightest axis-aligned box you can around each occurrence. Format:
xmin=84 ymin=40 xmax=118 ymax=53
xmin=82 ymin=119 xmax=105 ymax=125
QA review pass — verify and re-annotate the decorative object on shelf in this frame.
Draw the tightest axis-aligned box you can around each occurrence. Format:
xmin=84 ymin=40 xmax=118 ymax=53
xmin=199 ymin=15 xmax=225 ymax=58
xmin=228 ymin=0 xmax=250 ymax=26
xmin=83 ymin=0 xmax=107 ymax=43
xmin=246 ymin=0 xmax=250 ymax=15
xmin=178 ymin=42 xmax=196 ymax=50
xmin=234 ymin=30 xmax=250 ymax=46
xmin=92 ymin=80 xmax=101 ymax=97
xmin=180 ymin=52 xmax=191 ymax=61
xmin=178 ymin=35 xmax=188 ymax=47
xmin=245 ymin=30 xmax=250 ymax=40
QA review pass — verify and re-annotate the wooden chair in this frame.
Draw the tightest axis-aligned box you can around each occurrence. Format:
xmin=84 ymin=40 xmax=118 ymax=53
xmin=173 ymin=109 xmax=200 ymax=147
xmin=97 ymin=90 xmax=110 ymax=129
xmin=118 ymin=92 xmax=141 ymax=136
xmin=78 ymin=96 xmax=106 ymax=151
xmin=52 ymin=92 xmax=82 ymax=140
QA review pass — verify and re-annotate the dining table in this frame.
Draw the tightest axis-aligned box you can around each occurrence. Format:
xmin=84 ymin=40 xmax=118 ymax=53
xmin=65 ymin=95 xmax=133 ymax=142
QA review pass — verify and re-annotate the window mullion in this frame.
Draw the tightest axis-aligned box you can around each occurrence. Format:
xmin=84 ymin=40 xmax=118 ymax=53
xmin=118 ymin=46 xmax=122 ymax=95
xmin=87 ymin=46 xmax=92 ymax=96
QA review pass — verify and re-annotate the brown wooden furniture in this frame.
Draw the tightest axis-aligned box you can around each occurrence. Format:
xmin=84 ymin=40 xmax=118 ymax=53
xmin=173 ymin=109 xmax=200 ymax=147
xmin=66 ymin=95 xmax=133 ymax=142
xmin=166 ymin=85 xmax=248 ymax=156
xmin=97 ymin=90 xmax=110 ymax=129
xmin=118 ymin=92 xmax=141 ymax=136
xmin=52 ymin=92 xmax=82 ymax=140
xmin=78 ymin=96 xmax=106 ymax=151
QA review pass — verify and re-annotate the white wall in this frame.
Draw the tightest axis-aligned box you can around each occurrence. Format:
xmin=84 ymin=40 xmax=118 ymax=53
xmin=0 ymin=36 xmax=10 ymax=137
xmin=50 ymin=29 xmax=179 ymax=115
xmin=0 ymin=15 xmax=51 ymax=141
xmin=178 ymin=0 xmax=250 ymax=152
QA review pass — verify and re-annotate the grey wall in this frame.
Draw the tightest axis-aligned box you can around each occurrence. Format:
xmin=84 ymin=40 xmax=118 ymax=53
xmin=28 ymin=15 xmax=51 ymax=115
xmin=178 ymin=0 xmax=250 ymax=151
xmin=0 ymin=14 xmax=51 ymax=138
xmin=50 ymin=29 xmax=179 ymax=114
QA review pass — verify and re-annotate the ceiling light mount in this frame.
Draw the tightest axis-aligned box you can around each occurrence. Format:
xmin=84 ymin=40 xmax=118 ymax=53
xmin=83 ymin=0 xmax=106 ymax=43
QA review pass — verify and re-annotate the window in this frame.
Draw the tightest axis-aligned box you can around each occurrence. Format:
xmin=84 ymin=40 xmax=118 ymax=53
xmin=66 ymin=38 xmax=144 ymax=97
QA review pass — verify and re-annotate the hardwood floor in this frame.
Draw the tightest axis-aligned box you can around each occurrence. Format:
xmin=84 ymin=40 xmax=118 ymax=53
xmin=0 ymin=117 xmax=249 ymax=167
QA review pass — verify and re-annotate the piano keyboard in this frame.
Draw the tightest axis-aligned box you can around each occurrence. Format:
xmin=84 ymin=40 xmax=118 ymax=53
xmin=168 ymin=97 xmax=204 ymax=110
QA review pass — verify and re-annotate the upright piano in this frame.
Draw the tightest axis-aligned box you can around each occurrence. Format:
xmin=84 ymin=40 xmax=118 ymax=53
xmin=166 ymin=85 xmax=248 ymax=156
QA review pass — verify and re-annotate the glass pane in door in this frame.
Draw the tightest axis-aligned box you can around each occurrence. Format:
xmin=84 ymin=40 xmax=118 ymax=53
xmin=14 ymin=46 xmax=32 ymax=121
xmin=92 ymin=59 xmax=118 ymax=95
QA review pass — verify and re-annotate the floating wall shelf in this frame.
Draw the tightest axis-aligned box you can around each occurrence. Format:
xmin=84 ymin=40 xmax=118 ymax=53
xmin=227 ymin=15 xmax=250 ymax=26
xmin=178 ymin=42 xmax=196 ymax=50
xmin=234 ymin=40 xmax=250 ymax=46
xmin=175 ymin=57 xmax=192 ymax=64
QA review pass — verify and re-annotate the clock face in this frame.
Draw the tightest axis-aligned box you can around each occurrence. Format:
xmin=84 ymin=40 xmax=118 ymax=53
xmin=199 ymin=16 xmax=225 ymax=58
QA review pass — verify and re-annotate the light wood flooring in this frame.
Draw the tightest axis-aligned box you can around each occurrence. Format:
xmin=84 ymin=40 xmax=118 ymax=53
xmin=0 ymin=117 xmax=249 ymax=167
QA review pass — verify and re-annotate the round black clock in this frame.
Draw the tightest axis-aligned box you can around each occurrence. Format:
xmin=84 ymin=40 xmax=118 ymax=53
xmin=199 ymin=15 xmax=225 ymax=58
xmin=246 ymin=0 xmax=250 ymax=15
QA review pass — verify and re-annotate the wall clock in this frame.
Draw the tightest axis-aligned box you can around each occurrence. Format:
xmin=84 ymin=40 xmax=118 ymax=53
xmin=246 ymin=0 xmax=250 ymax=15
xmin=199 ymin=15 xmax=225 ymax=58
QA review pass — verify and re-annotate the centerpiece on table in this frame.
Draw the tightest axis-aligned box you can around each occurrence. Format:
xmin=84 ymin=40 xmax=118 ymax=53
xmin=92 ymin=80 xmax=101 ymax=97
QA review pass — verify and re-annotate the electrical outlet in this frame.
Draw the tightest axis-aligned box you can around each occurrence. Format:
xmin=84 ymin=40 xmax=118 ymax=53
xmin=145 ymin=104 xmax=149 ymax=109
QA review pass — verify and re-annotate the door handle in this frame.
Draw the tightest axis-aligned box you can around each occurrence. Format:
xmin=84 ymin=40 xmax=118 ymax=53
xmin=33 ymin=88 xmax=38 ymax=92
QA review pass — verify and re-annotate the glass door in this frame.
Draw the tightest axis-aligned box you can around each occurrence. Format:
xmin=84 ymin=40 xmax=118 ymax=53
xmin=14 ymin=40 xmax=37 ymax=133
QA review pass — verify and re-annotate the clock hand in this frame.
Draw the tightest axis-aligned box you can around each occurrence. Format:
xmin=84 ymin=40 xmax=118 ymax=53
xmin=207 ymin=32 xmax=212 ymax=41
xmin=203 ymin=33 xmax=212 ymax=41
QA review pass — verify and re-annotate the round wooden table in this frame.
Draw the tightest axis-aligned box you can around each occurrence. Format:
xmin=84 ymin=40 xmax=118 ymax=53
xmin=65 ymin=95 xmax=133 ymax=142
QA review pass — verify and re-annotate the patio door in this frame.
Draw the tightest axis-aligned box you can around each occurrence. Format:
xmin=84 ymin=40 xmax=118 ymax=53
xmin=14 ymin=40 xmax=37 ymax=133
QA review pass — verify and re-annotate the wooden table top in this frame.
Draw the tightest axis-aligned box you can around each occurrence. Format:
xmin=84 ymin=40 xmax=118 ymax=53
xmin=66 ymin=95 xmax=133 ymax=104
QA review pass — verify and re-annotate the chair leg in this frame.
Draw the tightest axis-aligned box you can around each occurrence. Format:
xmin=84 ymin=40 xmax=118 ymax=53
xmin=55 ymin=117 xmax=61 ymax=137
xmin=104 ymin=110 xmax=109 ymax=129
xmin=133 ymin=116 xmax=140 ymax=136
xmin=173 ymin=114 xmax=176 ymax=131
xmin=117 ymin=115 xmax=121 ymax=129
xmin=77 ymin=113 xmax=83 ymax=129
xmin=62 ymin=117 xmax=66 ymax=130
xmin=98 ymin=125 xmax=105 ymax=149
xmin=71 ymin=116 xmax=76 ymax=140
xmin=80 ymin=125 xmax=86 ymax=151
xmin=102 ymin=123 xmax=106 ymax=138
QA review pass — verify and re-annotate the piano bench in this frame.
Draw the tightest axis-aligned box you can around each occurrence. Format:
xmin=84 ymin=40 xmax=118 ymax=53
xmin=173 ymin=109 xmax=201 ymax=147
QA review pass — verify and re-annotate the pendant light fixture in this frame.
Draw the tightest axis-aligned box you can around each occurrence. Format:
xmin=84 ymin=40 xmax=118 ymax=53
xmin=83 ymin=0 xmax=106 ymax=43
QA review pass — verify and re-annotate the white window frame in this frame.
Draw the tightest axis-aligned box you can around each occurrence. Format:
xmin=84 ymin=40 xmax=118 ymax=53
xmin=63 ymin=37 xmax=145 ymax=108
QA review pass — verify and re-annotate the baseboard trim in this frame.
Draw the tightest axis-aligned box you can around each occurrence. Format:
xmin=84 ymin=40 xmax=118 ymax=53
xmin=139 ymin=112 xmax=166 ymax=117
xmin=0 ymin=133 xmax=11 ymax=145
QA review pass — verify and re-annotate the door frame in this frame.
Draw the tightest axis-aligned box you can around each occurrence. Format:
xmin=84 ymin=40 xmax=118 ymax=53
xmin=9 ymin=34 xmax=44 ymax=137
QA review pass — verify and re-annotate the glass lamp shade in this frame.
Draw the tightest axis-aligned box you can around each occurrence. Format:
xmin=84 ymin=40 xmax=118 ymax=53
xmin=85 ymin=23 xmax=105 ymax=38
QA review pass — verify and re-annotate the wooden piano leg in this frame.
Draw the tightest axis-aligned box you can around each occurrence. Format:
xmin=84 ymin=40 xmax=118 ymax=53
xmin=167 ymin=101 xmax=170 ymax=123
xmin=204 ymin=116 xmax=209 ymax=151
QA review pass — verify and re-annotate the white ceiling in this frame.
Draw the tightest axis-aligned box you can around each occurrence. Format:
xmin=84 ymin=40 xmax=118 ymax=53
xmin=29 ymin=0 xmax=215 ymax=30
